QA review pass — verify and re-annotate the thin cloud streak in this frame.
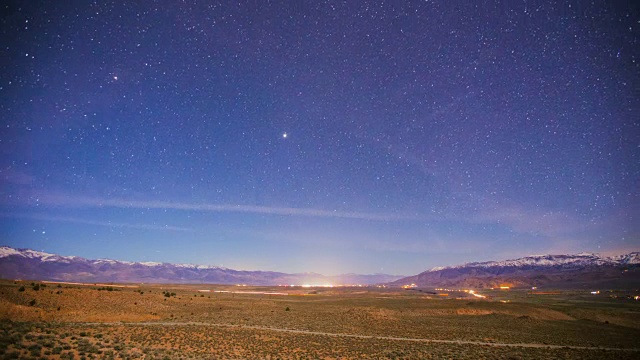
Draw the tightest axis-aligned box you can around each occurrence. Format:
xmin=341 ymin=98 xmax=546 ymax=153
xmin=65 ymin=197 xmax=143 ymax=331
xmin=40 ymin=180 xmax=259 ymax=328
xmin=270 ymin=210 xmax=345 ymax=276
xmin=14 ymin=193 xmax=600 ymax=240
xmin=35 ymin=194 xmax=425 ymax=222
xmin=1 ymin=213 xmax=195 ymax=232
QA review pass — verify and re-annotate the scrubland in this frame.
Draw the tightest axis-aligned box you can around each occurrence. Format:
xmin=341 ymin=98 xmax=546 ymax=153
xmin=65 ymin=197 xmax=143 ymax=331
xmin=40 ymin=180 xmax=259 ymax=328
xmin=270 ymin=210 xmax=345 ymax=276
xmin=0 ymin=280 xmax=638 ymax=359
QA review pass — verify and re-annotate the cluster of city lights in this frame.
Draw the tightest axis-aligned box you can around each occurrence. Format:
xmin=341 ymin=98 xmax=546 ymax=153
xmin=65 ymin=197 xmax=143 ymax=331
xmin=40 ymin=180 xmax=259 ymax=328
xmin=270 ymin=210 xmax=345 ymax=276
xmin=278 ymin=284 xmax=368 ymax=288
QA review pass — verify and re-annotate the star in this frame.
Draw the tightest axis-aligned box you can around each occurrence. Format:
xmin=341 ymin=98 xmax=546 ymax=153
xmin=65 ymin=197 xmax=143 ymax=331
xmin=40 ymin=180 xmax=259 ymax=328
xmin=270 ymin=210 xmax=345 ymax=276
xmin=282 ymin=132 xmax=288 ymax=139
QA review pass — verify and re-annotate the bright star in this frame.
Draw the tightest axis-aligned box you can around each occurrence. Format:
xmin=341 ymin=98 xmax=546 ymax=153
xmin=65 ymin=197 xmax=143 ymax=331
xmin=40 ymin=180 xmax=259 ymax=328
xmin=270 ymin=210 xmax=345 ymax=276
xmin=282 ymin=132 xmax=288 ymax=139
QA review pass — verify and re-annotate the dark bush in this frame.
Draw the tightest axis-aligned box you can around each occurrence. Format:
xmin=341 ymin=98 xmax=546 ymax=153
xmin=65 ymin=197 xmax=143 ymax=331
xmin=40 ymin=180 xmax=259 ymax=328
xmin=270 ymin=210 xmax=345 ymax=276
xmin=28 ymin=343 xmax=42 ymax=356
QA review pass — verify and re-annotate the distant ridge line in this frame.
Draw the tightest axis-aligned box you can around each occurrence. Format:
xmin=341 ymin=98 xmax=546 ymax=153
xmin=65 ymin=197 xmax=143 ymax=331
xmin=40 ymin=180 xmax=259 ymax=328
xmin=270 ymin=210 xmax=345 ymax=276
xmin=0 ymin=246 xmax=403 ymax=286
xmin=394 ymin=251 xmax=640 ymax=289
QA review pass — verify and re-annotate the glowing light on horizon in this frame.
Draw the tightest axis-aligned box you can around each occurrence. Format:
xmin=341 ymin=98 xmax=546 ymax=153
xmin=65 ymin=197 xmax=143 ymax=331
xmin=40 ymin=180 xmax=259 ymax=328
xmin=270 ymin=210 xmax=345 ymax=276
xmin=468 ymin=290 xmax=486 ymax=299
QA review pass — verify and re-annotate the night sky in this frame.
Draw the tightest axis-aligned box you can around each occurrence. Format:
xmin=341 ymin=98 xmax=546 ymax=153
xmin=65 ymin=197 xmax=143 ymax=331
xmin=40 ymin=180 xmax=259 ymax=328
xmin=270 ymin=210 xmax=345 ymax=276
xmin=1 ymin=1 xmax=638 ymax=275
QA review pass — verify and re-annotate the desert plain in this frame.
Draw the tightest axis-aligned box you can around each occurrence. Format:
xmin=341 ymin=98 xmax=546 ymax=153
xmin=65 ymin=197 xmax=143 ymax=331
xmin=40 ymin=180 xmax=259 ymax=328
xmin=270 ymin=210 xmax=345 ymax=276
xmin=0 ymin=280 xmax=639 ymax=359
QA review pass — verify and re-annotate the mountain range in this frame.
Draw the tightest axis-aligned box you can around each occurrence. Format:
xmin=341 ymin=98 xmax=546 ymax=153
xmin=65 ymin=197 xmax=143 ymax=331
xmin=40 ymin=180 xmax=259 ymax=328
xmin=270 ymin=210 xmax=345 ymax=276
xmin=392 ymin=252 xmax=640 ymax=289
xmin=0 ymin=246 xmax=402 ymax=286
xmin=1 ymin=246 xmax=639 ymax=288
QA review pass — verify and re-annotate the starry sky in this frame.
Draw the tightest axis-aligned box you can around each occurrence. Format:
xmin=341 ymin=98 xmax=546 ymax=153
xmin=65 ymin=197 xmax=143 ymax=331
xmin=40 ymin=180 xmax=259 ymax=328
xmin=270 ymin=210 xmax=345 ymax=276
xmin=1 ymin=1 xmax=638 ymax=276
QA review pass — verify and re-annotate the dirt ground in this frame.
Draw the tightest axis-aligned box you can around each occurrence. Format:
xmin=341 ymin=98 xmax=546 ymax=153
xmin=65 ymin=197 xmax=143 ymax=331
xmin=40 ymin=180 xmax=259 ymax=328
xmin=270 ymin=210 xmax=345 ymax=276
xmin=1 ymin=280 xmax=638 ymax=359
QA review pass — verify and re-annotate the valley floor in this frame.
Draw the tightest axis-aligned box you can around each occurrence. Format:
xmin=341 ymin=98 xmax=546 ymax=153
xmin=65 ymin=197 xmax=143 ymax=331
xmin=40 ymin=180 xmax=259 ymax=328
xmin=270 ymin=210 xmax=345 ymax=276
xmin=1 ymin=280 xmax=639 ymax=359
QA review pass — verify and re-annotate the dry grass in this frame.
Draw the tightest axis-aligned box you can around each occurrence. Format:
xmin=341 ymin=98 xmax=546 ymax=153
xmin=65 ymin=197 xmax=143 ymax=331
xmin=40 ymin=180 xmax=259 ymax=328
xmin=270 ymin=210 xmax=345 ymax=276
xmin=0 ymin=280 xmax=638 ymax=359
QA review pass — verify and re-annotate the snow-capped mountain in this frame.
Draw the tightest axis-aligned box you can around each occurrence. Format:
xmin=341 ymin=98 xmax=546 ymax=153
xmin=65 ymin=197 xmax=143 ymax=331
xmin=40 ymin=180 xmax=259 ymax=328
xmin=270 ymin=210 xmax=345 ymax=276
xmin=3 ymin=246 xmax=637 ymax=288
xmin=0 ymin=246 xmax=402 ymax=285
xmin=0 ymin=247 xmax=78 ymax=263
xmin=428 ymin=252 xmax=640 ymax=271
xmin=394 ymin=252 xmax=640 ymax=289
